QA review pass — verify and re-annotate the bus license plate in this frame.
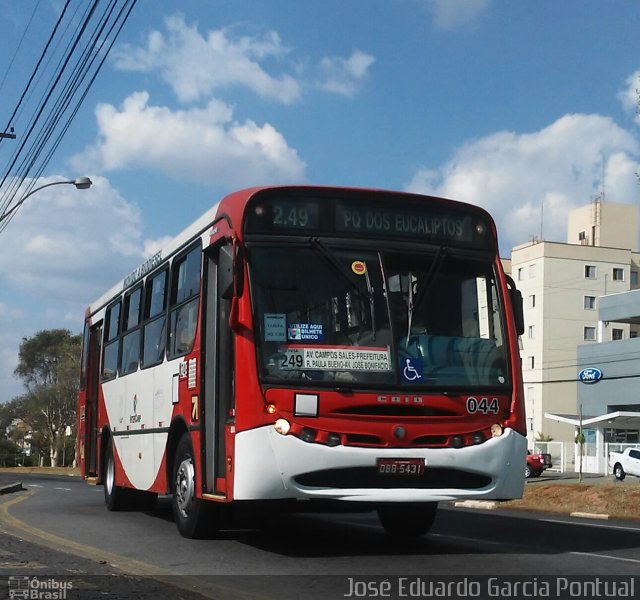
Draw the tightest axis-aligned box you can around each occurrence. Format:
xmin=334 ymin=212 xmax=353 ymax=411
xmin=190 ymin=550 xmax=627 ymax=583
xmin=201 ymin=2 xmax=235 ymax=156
xmin=377 ymin=458 xmax=425 ymax=476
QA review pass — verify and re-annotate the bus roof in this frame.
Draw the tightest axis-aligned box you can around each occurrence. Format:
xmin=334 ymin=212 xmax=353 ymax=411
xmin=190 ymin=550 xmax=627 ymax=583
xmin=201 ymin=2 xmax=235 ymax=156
xmin=85 ymin=185 xmax=497 ymax=317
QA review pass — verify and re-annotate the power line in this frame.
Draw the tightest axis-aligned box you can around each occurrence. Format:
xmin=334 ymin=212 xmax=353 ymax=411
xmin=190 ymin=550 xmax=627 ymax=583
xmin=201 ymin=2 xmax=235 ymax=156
xmin=0 ymin=0 xmax=43 ymax=97
xmin=0 ymin=0 xmax=139 ymax=230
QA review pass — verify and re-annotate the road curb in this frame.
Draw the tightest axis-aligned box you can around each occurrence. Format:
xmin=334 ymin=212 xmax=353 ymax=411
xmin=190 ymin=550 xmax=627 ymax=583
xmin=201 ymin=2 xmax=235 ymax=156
xmin=454 ymin=500 xmax=498 ymax=510
xmin=0 ymin=482 xmax=24 ymax=496
xmin=569 ymin=511 xmax=609 ymax=520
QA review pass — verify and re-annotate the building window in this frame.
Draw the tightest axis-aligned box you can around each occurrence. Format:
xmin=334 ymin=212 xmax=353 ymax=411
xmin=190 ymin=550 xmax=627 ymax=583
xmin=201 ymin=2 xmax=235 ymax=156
xmin=584 ymin=265 xmax=596 ymax=279
xmin=613 ymin=268 xmax=624 ymax=282
xmin=583 ymin=326 xmax=596 ymax=341
xmin=631 ymin=270 xmax=638 ymax=287
xmin=631 ymin=330 xmax=639 ymax=339
xmin=578 ymin=231 xmax=587 ymax=244
xmin=529 ymin=264 xmax=537 ymax=278
xmin=528 ymin=325 xmax=535 ymax=340
xmin=529 ymin=294 xmax=536 ymax=308
xmin=517 ymin=267 xmax=524 ymax=281
xmin=612 ymin=328 xmax=624 ymax=341
xmin=583 ymin=296 xmax=596 ymax=310
xmin=528 ymin=356 xmax=535 ymax=369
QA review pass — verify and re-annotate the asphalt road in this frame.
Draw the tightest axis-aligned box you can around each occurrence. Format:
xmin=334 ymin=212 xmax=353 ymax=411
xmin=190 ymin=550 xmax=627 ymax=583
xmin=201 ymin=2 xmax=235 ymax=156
xmin=1 ymin=473 xmax=639 ymax=600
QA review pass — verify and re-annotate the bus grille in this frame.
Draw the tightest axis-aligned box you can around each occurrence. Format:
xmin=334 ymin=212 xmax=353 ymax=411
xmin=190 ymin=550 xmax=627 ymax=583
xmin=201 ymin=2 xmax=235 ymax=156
xmin=294 ymin=467 xmax=491 ymax=490
xmin=333 ymin=406 xmax=457 ymax=417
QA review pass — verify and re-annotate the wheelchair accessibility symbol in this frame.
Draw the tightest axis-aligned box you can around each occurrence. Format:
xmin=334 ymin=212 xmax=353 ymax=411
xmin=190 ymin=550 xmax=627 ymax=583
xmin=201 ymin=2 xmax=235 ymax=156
xmin=401 ymin=358 xmax=423 ymax=383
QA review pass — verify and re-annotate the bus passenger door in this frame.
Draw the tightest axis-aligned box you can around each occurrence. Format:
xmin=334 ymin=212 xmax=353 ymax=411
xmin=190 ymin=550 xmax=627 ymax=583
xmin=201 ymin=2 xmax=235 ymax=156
xmin=85 ymin=323 xmax=102 ymax=475
xmin=202 ymin=245 xmax=235 ymax=494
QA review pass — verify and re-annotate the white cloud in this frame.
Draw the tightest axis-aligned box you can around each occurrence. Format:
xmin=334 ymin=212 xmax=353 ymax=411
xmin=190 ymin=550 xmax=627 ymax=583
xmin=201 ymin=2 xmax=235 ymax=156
xmin=143 ymin=236 xmax=174 ymax=259
xmin=72 ymin=91 xmax=306 ymax=186
xmin=426 ymin=0 xmax=490 ymax=29
xmin=618 ymin=70 xmax=640 ymax=125
xmin=317 ymin=50 xmax=375 ymax=97
xmin=0 ymin=175 xmax=164 ymax=402
xmin=405 ymin=114 xmax=640 ymax=252
xmin=0 ymin=175 xmax=145 ymax=302
xmin=112 ymin=15 xmax=301 ymax=104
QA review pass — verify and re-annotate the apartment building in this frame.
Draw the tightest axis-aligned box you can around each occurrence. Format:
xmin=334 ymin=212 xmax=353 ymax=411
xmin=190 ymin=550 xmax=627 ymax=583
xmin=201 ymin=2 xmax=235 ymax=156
xmin=510 ymin=201 xmax=640 ymax=445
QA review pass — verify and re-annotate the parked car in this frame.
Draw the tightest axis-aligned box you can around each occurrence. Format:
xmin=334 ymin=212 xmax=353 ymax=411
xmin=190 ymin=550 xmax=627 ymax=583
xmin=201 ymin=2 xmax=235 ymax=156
xmin=608 ymin=448 xmax=640 ymax=480
xmin=531 ymin=450 xmax=553 ymax=469
xmin=526 ymin=451 xmax=544 ymax=478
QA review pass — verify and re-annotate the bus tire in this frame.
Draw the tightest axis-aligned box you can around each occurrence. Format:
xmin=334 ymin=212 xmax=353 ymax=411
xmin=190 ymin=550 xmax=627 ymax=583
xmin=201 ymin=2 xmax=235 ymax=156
xmin=103 ymin=438 xmax=132 ymax=511
xmin=172 ymin=432 xmax=216 ymax=538
xmin=377 ymin=502 xmax=437 ymax=537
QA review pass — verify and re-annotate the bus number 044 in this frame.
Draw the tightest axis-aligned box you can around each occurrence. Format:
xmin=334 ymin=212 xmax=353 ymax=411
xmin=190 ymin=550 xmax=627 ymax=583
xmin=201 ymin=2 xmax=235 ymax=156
xmin=466 ymin=397 xmax=499 ymax=415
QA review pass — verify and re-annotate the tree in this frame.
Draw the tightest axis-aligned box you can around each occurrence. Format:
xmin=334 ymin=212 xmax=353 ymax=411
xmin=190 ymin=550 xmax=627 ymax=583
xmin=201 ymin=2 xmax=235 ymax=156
xmin=0 ymin=438 xmax=22 ymax=467
xmin=13 ymin=329 xmax=82 ymax=467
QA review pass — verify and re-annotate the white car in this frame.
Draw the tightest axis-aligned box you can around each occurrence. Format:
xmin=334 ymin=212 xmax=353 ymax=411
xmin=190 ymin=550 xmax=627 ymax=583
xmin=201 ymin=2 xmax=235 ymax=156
xmin=608 ymin=448 xmax=640 ymax=481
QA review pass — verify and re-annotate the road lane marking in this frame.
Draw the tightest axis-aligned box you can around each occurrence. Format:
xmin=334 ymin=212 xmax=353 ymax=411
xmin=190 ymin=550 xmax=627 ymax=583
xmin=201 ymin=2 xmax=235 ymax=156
xmin=0 ymin=490 xmax=275 ymax=600
xmin=571 ymin=551 xmax=640 ymax=565
xmin=541 ymin=517 xmax=640 ymax=532
xmin=55 ymin=487 xmax=72 ymax=491
xmin=0 ymin=491 xmax=170 ymax=577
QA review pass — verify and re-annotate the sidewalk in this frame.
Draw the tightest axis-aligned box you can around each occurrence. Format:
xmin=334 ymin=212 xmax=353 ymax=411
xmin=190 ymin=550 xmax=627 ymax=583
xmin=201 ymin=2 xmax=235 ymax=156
xmin=527 ymin=470 xmax=637 ymax=485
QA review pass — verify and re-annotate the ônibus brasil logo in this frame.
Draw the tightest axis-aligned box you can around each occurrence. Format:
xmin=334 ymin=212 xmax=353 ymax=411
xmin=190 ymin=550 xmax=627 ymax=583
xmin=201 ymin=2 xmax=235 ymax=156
xmin=8 ymin=576 xmax=72 ymax=599
xmin=578 ymin=367 xmax=603 ymax=384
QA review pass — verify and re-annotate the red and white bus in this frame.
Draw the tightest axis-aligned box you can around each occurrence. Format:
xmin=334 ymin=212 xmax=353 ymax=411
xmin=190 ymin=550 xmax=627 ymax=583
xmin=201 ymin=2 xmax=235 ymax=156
xmin=77 ymin=186 xmax=526 ymax=538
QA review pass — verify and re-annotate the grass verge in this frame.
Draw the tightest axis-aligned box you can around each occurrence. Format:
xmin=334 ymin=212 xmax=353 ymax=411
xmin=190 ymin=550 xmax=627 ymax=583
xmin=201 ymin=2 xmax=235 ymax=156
xmin=503 ymin=483 xmax=640 ymax=520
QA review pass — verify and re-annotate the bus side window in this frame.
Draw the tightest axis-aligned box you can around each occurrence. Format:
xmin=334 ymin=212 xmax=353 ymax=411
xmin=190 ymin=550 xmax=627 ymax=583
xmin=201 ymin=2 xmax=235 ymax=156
xmin=120 ymin=285 xmax=142 ymax=375
xmin=168 ymin=245 xmax=201 ymax=359
xmin=102 ymin=300 xmax=121 ymax=381
xmin=141 ymin=268 xmax=168 ymax=368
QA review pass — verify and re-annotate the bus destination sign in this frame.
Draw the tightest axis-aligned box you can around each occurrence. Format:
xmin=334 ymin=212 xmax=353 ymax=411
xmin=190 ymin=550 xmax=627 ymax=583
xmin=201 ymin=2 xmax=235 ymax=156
xmin=335 ymin=203 xmax=474 ymax=244
xmin=245 ymin=193 xmax=493 ymax=249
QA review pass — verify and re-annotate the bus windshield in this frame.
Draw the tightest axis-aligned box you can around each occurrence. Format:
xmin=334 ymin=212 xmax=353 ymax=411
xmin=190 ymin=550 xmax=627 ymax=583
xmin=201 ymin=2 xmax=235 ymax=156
xmin=249 ymin=242 xmax=509 ymax=388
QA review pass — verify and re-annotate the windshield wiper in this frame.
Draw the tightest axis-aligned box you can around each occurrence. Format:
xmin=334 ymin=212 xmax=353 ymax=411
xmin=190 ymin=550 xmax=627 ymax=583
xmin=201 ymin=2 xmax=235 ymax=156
xmin=405 ymin=246 xmax=448 ymax=346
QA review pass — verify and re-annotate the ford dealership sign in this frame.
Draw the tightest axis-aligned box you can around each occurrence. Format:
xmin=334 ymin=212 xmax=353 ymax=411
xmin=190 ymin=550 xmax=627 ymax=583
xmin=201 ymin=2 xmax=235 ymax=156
xmin=578 ymin=367 xmax=603 ymax=384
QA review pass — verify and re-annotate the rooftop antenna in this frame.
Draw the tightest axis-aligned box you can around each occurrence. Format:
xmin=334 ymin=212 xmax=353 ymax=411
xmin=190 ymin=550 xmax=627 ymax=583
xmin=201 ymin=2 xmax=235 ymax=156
xmin=601 ymin=154 xmax=606 ymax=203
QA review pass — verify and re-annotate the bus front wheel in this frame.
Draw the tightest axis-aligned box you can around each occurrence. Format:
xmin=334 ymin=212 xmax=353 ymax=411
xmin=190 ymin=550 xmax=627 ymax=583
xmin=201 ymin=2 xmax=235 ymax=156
xmin=171 ymin=433 xmax=217 ymax=538
xmin=377 ymin=502 xmax=438 ymax=537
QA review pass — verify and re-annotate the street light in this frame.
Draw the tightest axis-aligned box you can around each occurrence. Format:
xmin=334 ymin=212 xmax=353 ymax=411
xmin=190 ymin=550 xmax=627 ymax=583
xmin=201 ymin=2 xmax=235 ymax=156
xmin=0 ymin=176 xmax=93 ymax=227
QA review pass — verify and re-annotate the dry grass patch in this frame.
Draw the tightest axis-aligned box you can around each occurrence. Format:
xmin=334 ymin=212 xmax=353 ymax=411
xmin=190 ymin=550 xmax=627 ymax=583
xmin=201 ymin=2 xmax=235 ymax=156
xmin=504 ymin=483 xmax=640 ymax=520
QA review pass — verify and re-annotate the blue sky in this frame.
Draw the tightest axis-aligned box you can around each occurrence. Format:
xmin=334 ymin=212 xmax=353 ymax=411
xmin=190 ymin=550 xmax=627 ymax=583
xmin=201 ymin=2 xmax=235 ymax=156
xmin=1 ymin=0 xmax=639 ymax=401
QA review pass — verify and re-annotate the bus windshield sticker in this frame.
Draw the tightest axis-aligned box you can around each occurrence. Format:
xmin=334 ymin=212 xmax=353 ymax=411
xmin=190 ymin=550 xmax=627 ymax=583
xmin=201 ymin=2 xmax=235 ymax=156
xmin=351 ymin=261 xmax=366 ymax=275
xmin=279 ymin=346 xmax=391 ymax=372
xmin=264 ymin=313 xmax=287 ymax=341
xmin=400 ymin=357 xmax=424 ymax=383
xmin=288 ymin=323 xmax=324 ymax=343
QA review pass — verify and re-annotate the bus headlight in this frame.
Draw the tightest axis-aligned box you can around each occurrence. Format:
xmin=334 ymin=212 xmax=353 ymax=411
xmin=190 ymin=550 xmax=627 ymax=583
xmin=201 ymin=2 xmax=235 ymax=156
xmin=274 ymin=419 xmax=291 ymax=435
xmin=491 ymin=423 xmax=504 ymax=438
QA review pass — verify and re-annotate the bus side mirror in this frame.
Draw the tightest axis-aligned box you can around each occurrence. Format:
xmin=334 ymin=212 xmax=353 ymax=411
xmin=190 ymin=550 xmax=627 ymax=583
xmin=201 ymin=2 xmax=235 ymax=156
xmin=219 ymin=243 xmax=244 ymax=300
xmin=505 ymin=275 xmax=525 ymax=336
xmin=510 ymin=288 xmax=525 ymax=336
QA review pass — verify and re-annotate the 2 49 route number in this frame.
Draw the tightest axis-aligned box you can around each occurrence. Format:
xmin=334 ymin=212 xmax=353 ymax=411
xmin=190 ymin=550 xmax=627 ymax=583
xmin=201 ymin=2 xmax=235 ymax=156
xmin=466 ymin=397 xmax=499 ymax=415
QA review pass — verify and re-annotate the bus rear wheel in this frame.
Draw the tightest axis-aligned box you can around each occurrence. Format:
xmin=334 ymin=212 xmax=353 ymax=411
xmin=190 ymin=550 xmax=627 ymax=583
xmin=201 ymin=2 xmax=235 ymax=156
xmin=172 ymin=432 xmax=217 ymax=538
xmin=104 ymin=438 xmax=131 ymax=511
xmin=377 ymin=502 xmax=438 ymax=537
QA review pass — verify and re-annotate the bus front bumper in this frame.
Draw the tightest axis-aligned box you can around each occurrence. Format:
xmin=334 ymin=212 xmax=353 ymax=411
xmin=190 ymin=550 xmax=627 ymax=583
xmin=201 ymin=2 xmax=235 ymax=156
xmin=233 ymin=426 xmax=526 ymax=503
